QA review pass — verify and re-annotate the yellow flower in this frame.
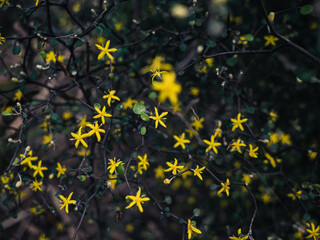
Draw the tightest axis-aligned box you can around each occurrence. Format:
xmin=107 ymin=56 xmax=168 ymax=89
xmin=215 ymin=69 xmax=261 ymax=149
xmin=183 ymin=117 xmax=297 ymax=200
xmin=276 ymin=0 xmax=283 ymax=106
xmin=193 ymin=165 xmax=205 ymax=181
xmin=70 ymin=126 xmax=89 ymax=148
xmin=203 ymin=135 xmax=221 ymax=154
xmin=39 ymin=233 xmax=49 ymax=240
xmin=107 ymin=157 xmax=124 ymax=174
xmin=125 ymin=187 xmax=150 ymax=213
xmin=32 ymin=160 xmax=48 ymax=178
xmin=190 ymin=87 xmax=200 ymax=96
xmin=231 ymin=113 xmax=247 ymax=131
xmin=218 ymin=178 xmax=230 ymax=197
xmin=154 ymin=165 xmax=165 ymax=179
xmin=35 ymin=0 xmax=39 ymax=6
xmin=78 ymin=115 xmax=89 ymax=128
xmin=31 ymin=179 xmax=43 ymax=192
xmin=86 ymin=122 xmax=105 ymax=142
xmin=77 ymin=148 xmax=91 ymax=157
xmin=122 ymin=98 xmax=137 ymax=110
xmin=237 ymin=36 xmax=248 ymax=45
xmin=107 ymin=174 xmax=117 ymax=190
xmin=231 ymin=139 xmax=246 ymax=153
xmin=0 ymin=33 xmax=5 ymax=45
xmin=93 ymin=106 xmax=112 ymax=125
xmin=56 ymin=162 xmax=66 ymax=178
xmin=30 ymin=205 xmax=45 ymax=215
xmin=173 ymin=133 xmax=190 ymax=150
xmin=269 ymin=132 xmax=279 ymax=144
xmin=149 ymin=107 xmax=168 ymax=129
xmin=229 ymin=228 xmax=248 ymax=240
xmin=280 ymin=133 xmax=292 ymax=145
xmin=248 ymin=144 xmax=259 ymax=158
xmin=269 ymin=111 xmax=278 ymax=122
xmin=264 ymin=35 xmax=279 ymax=47
xmin=138 ymin=154 xmax=149 ymax=172
xmin=62 ymin=111 xmax=73 ymax=120
xmin=13 ymin=89 xmax=23 ymax=101
xmin=287 ymin=190 xmax=302 ymax=200
xmin=20 ymin=150 xmax=38 ymax=168
xmin=95 ymin=40 xmax=117 ymax=60
xmin=59 ymin=192 xmax=76 ymax=214
xmin=191 ymin=117 xmax=204 ymax=131
xmin=309 ymin=150 xmax=317 ymax=160
xmin=103 ymin=90 xmax=120 ymax=107
xmin=150 ymin=68 xmax=166 ymax=82
xmin=46 ymin=51 xmax=56 ymax=63
xmin=0 ymin=0 xmax=10 ymax=8
xmin=187 ymin=219 xmax=202 ymax=239
xmin=306 ymin=223 xmax=320 ymax=240
xmin=164 ymin=158 xmax=184 ymax=175
xmin=152 ymin=71 xmax=181 ymax=104
xmin=140 ymin=56 xmax=173 ymax=74
xmin=214 ymin=121 xmax=222 ymax=138
xmin=57 ymin=54 xmax=65 ymax=62
xmin=242 ymin=174 xmax=251 ymax=185
xmin=264 ymin=152 xmax=281 ymax=168
xmin=42 ymin=134 xmax=53 ymax=146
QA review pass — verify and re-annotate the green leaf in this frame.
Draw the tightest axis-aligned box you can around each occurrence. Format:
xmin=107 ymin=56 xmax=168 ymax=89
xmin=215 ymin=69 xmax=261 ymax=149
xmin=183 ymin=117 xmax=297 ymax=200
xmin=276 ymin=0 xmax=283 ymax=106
xmin=39 ymin=51 xmax=46 ymax=59
xmin=245 ymin=34 xmax=254 ymax=41
xmin=297 ymin=69 xmax=316 ymax=82
xmin=302 ymin=181 xmax=310 ymax=189
xmin=50 ymin=39 xmax=58 ymax=47
xmin=300 ymin=5 xmax=313 ymax=15
xmin=13 ymin=46 xmax=21 ymax=55
xmin=94 ymin=103 xmax=101 ymax=110
xmin=140 ymin=126 xmax=147 ymax=135
xmin=180 ymin=42 xmax=187 ymax=52
xmin=312 ymin=183 xmax=320 ymax=189
xmin=2 ymin=111 xmax=11 ymax=116
xmin=50 ymin=113 xmax=59 ymax=121
xmin=193 ymin=208 xmax=201 ymax=217
xmin=79 ymin=175 xmax=86 ymax=181
xmin=165 ymin=196 xmax=172 ymax=204
xmin=140 ymin=112 xmax=149 ymax=121
xmin=133 ymin=103 xmax=145 ymax=114
xmin=303 ymin=213 xmax=311 ymax=222
xmin=206 ymin=39 xmax=216 ymax=48
xmin=75 ymin=39 xmax=84 ymax=47
xmin=117 ymin=164 xmax=125 ymax=175
xmin=148 ymin=91 xmax=157 ymax=100
xmin=246 ymin=106 xmax=255 ymax=114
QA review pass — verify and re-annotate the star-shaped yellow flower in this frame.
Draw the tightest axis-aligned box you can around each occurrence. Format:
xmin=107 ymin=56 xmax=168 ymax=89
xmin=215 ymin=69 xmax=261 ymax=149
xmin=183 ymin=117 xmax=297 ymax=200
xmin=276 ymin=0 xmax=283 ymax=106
xmin=122 ymin=98 xmax=137 ymax=110
xmin=93 ymin=106 xmax=112 ymax=125
xmin=152 ymin=71 xmax=181 ymax=104
xmin=306 ymin=222 xmax=320 ymax=240
xmin=46 ymin=51 xmax=56 ymax=63
xmin=86 ymin=122 xmax=105 ymax=142
xmin=31 ymin=179 xmax=43 ymax=192
xmin=20 ymin=150 xmax=38 ymax=168
xmin=32 ymin=160 xmax=48 ymax=178
xmin=56 ymin=162 xmax=67 ymax=178
xmin=191 ymin=117 xmax=204 ymax=131
xmin=231 ymin=139 xmax=246 ymax=154
xmin=95 ymin=40 xmax=117 ymax=60
xmin=59 ymin=192 xmax=76 ymax=214
xmin=203 ymin=135 xmax=221 ymax=154
xmin=193 ymin=165 xmax=205 ymax=181
xmin=187 ymin=219 xmax=202 ymax=239
xmin=264 ymin=35 xmax=279 ymax=47
xmin=229 ymin=228 xmax=249 ymax=240
xmin=218 ymin=178 xmax=230 ymax=197
xmin=248 ymin=144 xmax=259 ymax=158
xmin=164 ymin=158 xmax=184 ymax=175
xmin=138 ymin=154 xmax=149 ymax=171
xmin=70 ymin=126 xmax=89 ymax=148
xmin=103 ymin=90 xmax=120 ymax=107
xmin=231 ymin=113 xmax=247 ymax=131
xmin=125 ymin=187 xmax=150 ymax=213
xmin=173 ymin=133 xmax=190 ymax=150
xmin=107 ymin=157 xmax=124 ymax=174
xmin=149 ymin=107 xmax=168 ymax=129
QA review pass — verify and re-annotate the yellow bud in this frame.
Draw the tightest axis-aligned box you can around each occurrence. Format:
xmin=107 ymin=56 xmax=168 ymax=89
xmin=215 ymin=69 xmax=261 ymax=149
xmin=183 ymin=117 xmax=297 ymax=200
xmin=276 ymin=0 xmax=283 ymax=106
xmin=268 ymin=12 xmax=275 ymax=22
xmin=163 ymin=178 xmax=171 ymax=184
xmin=49 ymin=173 xmax=54 ymax=179
xmin=15 ymin=181 xmax=22 ymax=188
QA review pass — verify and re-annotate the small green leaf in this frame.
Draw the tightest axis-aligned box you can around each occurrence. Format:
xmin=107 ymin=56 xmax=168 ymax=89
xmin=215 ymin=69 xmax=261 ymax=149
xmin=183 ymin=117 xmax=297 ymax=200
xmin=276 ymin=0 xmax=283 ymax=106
xmin=79 ymin=175 xmax=86 ymax=181
xmin=133 ymin=103 xmax=145 ymax=114
xmin=300 ymin=5 xmax=313 ymax=15
xmin=50 ymin=113 xmax=59 ymax=121
xmin=140 ymin=112 xmax=149 ymax=121
xmin=39 ymin=51 xmax=46 ymax=59
xmin=13 ymin=46 xmax=21 ymax=55
xmin=50 ymin=39 xmax=58 ymax=47
xmin=165 ymin=196 xmax=172 ymax=204
xmin=206 ymin=39 xmax=216 ymax=48
xmin=246 ymin=106 xmax=255 ymax=114
xmin=2 ymin=111 xmax=11 ymax=116
xmin=312 ymin=183 xmax=320 ymax=189
xmin=302 ymin=181 xmax=310 ymax=189
xmin=180 ymin=42 xmax=187 ymax=52
xmin=75 ymin=39 xmax=84 ymax=47
xmin=193 ymin=208 xmax=201 ymax=217
xmin=148 ymin=91 xmax=157 ymax=100
xmin=245 ymin=34 xmax=254 ymax=41
xmin=117 ymin=164 xmax=125 ymax=175
xmin=303 ymin=213 xmax=311 ymax=222
xmin=94 ymin=103 xmax=101 ymax=110
xmin=140 ymin=126 xmax=147 ymax=135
